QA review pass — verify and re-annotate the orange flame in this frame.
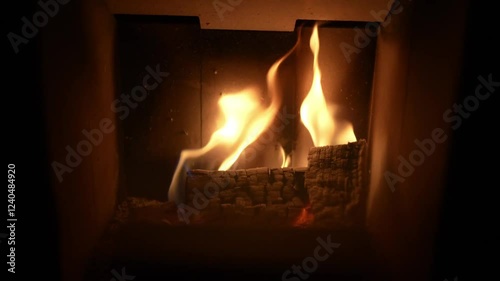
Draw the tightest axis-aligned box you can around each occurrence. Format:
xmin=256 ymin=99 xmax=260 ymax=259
xmin=217 ymin=90 xmax=274 ymax=170
xmin=300 ymin=24 xmax=356 ymax=146
xmin=168 ymin=88 xmax=274 ymax=203
xmin=279 ymin=145 xmax=291 ymax=168
xmin=168 ymin=32 xmax=302 ymax=203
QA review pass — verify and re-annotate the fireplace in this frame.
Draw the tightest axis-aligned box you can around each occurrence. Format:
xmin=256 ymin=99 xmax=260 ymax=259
xmin=30 ymin=0 xmax=484 ymax=280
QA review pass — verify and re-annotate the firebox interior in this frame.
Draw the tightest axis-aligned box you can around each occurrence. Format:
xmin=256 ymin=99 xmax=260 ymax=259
xmin=116 ymin=16 xmax=375 ymax=201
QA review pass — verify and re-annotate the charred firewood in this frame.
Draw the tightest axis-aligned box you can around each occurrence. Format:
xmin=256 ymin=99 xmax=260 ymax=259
xmin=304 ymin=139 xmax=367 ymax=227
xmin=183 ymin=167 xmax=307 ymax=225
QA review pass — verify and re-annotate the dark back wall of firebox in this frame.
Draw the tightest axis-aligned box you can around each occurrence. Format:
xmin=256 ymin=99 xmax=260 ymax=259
xmin=115 ymin=16 xmax=376 ymax=200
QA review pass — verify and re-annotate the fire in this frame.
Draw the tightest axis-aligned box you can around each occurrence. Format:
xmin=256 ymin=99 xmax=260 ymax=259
xmin=168 ymin=32 xmax=301 ymax=203
xmin=218 ymin=90 xmax=278 ymax=171
xmin=168 ymin=24 xmax=356 ymax=203
xmin=168 ymin=88 xmax=274 ymax=203
xmin=299 ymin=24 xmax=356 ymax=146
xmin=279 ymin=145 xmax=291 ymax=168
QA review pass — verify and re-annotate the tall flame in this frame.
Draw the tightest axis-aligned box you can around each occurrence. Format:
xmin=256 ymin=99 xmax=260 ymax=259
xmin=168 ymin=33 xmax=301 ymax=203
xmin=300 ymin=24 xmax=356 ymax=146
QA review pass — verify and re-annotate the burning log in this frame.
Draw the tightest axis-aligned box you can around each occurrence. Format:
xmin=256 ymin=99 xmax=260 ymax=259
xmin=179 ymin=140 xmax=367 ymax=227
xmin=304 ymin=139 xmax=367 ymax=227
xmin=246 ymin=167 xmax=269 ymax=204
xmin=183 ymin=168 xmax=307 ymax=225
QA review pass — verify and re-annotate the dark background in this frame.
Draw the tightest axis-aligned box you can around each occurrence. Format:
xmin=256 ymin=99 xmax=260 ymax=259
xmin=4 ymin=0 xmax=58 ymax=280
xmin=430 ymin=0 xmax=498 ymax=280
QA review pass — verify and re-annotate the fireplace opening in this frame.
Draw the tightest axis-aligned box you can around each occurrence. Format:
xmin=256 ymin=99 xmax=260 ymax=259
xmin=80 ymin=16 xmax=378 ymax=281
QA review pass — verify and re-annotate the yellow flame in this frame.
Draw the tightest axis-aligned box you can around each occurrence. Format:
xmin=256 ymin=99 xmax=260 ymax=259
xmin=299 ymin=24 xmax=356 ymax=147
xmin=168 ymin=31 xmax=302 ymax=203
xmin=218 ymin=91 xmax=276 ymax=171
xmin=279 ymin=145 xmax=291 ymax=168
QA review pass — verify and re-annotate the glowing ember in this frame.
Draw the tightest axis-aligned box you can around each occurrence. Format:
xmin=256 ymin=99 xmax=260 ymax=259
xmin=293 ymin=206 xmax=314 ymax=227
xmin=299 ymin=23 xmax=357 ymax=146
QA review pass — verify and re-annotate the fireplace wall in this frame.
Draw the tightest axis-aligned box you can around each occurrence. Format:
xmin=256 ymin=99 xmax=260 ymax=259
xmin=367 ymin=1 xmax=468 ymax=280
xmin=42 ymin=1 xmax=119 ymax=281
